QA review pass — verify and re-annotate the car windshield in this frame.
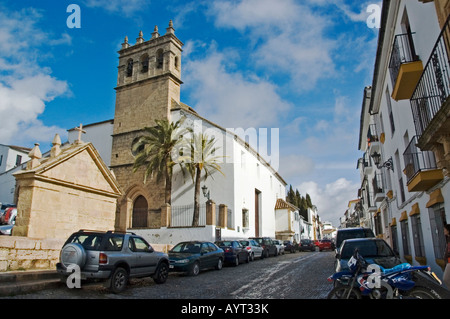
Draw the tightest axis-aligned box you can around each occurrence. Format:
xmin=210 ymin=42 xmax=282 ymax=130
xmin=240 ymin=241 xmax=250 ymax=246
xmin=68 ymin=234 xmax=103 ymax=251
xmin=216 ymin=241 xmax=234 ymax=247
xmin=337 ymin=229 xmax=375 ymax=248
xmin=341 ymin=240 xmax=394 ymax=259
xmin=171 ymin=242 xmax=202 ymax=254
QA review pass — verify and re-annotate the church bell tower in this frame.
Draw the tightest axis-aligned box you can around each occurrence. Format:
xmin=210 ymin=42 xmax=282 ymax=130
xmin=111 ymin=21 xmax=183 ymax=231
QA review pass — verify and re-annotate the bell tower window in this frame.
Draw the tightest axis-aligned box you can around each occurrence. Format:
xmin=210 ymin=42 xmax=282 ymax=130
xmin=126 ymin=59 xmax=133 ymax=77
xmin=141 ymin=54 xmax=149 ymax=73
xmin=156 ymin=49 xmax=164 ymax=69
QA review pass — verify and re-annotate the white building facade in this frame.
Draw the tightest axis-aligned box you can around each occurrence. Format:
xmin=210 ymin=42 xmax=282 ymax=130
xmin=357 ymin=0 xmax=450 ymax=278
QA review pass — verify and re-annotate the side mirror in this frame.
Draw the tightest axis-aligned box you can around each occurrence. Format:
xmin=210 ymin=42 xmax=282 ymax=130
xmin=335 ymin=253 xmax=341 ymax=259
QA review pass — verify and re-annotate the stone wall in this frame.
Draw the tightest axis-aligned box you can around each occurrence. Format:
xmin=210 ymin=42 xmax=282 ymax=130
xmin=0 ymin=236 xmax=64 ymax=272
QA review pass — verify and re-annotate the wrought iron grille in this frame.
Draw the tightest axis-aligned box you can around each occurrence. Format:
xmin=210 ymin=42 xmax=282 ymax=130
xmin=389 ymin=32 xmax=419 ymax=87
xmin=410 ymin=16 xmax=450 ymax=136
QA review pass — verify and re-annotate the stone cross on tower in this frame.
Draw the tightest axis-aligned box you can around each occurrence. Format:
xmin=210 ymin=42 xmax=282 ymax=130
xmin=74 ymin=124 xmax=86 ymax=144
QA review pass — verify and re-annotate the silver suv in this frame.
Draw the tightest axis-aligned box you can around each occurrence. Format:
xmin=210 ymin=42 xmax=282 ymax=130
xmin=56 ymin=230 xmax=169 ymax=293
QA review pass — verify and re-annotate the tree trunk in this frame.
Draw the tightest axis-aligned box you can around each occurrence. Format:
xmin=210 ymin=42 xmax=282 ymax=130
xmin=165 ymin=162 xmax=172 ymax=205
xmin=192 ymin=166 xmax=202 ymax=227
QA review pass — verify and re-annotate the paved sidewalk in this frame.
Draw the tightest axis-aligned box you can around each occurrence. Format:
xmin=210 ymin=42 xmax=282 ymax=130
xmin=0 ymin=269 xmax=61 ymax=297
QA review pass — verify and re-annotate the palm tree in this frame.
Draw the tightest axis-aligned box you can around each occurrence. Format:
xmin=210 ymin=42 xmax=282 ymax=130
xmin=178 ymin=132 xmax=224 ymax=227
xmin=132 ymin=118 xmax=186 ymax=205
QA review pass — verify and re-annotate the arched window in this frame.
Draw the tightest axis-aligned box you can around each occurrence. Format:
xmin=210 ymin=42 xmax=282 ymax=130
xmin=174 ymin=56 xmax=179 ymax=69
xmin=156 ymin=49 xmax=164 ymax=69
xmin=126 ymin=59 xmax=133 ymax=77
xmin=140 ymin=54 xmax=149 ymax=73
xmin=132 ymin=195 xmax=148 ymax=228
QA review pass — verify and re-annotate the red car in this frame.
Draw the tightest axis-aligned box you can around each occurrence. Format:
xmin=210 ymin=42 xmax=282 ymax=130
xmin=316 ymin=239 xmax=334 ymax=251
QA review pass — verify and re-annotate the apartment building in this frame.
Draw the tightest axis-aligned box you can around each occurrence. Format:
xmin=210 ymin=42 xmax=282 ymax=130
xmin=357 ymin=0 xmax=450 ymax=277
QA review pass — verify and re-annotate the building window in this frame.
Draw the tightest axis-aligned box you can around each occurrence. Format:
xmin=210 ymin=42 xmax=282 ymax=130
xmin=391 ymin=224 xmax=399 ymax=255
xmin=429 ymin=203 xmax=447 ymax=260
xmin=126 ymin=59 xmax=133 ymax=77
xmin=242 ymin=209 xmax=249 ymax=229
xmin=385 ymin=87 xmax=395 ymax=135
xmin=400 ymin=219 xmax=411 ymax=256
xmin=156 ymin=49 xmax=164 ymax=69
xmin=140 ymin=54 xmax=149 ymax=73
xmin=15 ymin=155 xmax=22 ymax=166
xmin=411 ymin=214 xmax=425 ymax=258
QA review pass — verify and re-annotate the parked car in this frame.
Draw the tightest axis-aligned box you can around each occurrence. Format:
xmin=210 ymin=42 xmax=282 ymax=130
xmin=335 ymin=238 xmax=402 ymax=272
xmin=283 ymin=240 xmax=298 ymax=253
xmin=298 ymin=239 xmax=315 ymax=252
xmin=273 ymin=239 xmax=285 ymax=255
xmin=249 ymin=237 xmax=278 ymax=257
xmin=316 ymin=239 xmax=334 ymax=251
xmin=0 ymin=206 xmax=16 ymax=225
xmin=335 ymin=227 xmax=375 ymax=255
xmin=56 ymin=230 xmax=170 ymax=293
xmin=215 ymin=240 xmax=250 ymax=266
xmin=0 ymin=208 xmax=17 ymax=235
xmin=239 ymin=239 xmax=264 ymax=261
xmin=168 ymin=241 xmax=224 ymax=276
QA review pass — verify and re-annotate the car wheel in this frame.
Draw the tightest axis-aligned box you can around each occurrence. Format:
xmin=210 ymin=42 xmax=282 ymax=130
xmin=250 ymin=252 xmax=254 ymax=261
xmin=264 ymin=249 xmax=269 ymax=258
xmin=215 ymin=258 xmax=223 ymax=270
xmin=189 ymin=262 xmax=200 ymax=276
xmin=153 ymin=262 xmax=169 ymax=283
xmin=233 ymin=256 xmax=239 ymax=267
xmin=109 ymin=267 xmax=128 ymax=293
xmin=245 ymin=254 xmax=250 ymax=263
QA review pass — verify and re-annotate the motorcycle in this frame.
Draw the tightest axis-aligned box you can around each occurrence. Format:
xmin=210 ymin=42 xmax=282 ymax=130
xmin=327 ymin=249 xmax=444 ymax=299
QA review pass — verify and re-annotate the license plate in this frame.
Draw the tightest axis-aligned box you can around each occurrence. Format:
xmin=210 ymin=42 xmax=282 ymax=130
xmin=169 ymin=265 xmax=174 ymax=269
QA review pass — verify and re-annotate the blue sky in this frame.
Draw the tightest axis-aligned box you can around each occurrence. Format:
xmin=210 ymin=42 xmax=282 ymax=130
xmin=0 ymin=0 xmax=381 ymax=226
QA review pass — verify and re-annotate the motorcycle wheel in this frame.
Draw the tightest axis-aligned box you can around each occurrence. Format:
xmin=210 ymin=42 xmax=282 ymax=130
xmin=327 ymin=286 xmax=362 ymax=299
xmin=406 ymin=287 xmax=441 ymax=299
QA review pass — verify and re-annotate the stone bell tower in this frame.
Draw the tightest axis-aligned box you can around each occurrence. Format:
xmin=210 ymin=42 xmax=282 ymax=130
xmin=111 ymin=21 xmax=183 ymax=231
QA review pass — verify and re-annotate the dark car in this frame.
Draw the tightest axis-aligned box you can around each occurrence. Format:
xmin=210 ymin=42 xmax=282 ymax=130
xmin=215 ymin=240 xmax=250 ymax=266
xmin=283 ymin=240 xmax=298 ymax=253
xmin=335 ymin=227 xmax=375 ymax=255
xmin=335 ymin=238 xmax=402 ymax=272
xmin=298 ymin=239 xmax=315 ymax=252
xmin=249 ymin=237 xmax=278 ymax=257
xmin=168 ymin=241 xmax=224 ymax=276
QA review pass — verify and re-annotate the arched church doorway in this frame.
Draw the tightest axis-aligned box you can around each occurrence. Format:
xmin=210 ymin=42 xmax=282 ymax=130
xmin=132 ymin=195 xmax=148 ymax=228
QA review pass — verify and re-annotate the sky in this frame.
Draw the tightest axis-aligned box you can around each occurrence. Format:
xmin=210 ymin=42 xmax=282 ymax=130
xmin=0 ymin=0 xmax=382 ymax=227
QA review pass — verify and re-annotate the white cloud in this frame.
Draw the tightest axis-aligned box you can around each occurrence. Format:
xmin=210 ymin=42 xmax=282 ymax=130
xmin=0 ymin=6 xmax=70 ymax=146
xmin=183 ymin=44 xmax=291 ymax=129
xmin=83 ymin=0 xmax=150 ymax=16
xmin=206 ymin=0 xmax=336 ymax=91
xmin=298 ymin=178 xmax=359 ymax=226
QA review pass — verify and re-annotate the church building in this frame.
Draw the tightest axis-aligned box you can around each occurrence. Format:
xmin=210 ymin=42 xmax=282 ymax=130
xmin=2 ymin=21 xmax=289 ymax=245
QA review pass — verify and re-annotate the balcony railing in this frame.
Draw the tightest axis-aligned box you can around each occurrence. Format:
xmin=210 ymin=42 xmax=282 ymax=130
xmin=389 ymin=32 xmax=419 ymax=87
xmin=411 ymin=16 xmax=450 ymax=136
xmin=403 ymin=136 xmax=438 ymax=183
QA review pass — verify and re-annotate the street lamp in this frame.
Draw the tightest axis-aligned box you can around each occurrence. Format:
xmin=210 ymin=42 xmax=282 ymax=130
xmin=202 ymin=185 xmax=210 ymax=201
xmin=371 ymin=152 xmax=394 ymax=172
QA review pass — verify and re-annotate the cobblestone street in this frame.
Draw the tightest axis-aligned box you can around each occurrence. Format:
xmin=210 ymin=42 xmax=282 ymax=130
xmin=6 ymin=251 xmax=335 ymax=299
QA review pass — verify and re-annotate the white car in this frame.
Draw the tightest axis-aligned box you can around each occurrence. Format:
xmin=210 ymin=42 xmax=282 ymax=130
xmin=239 ymin=239 xmax=265 ymax=261
xmin=273 ymin=239 xmax=285 ymax=255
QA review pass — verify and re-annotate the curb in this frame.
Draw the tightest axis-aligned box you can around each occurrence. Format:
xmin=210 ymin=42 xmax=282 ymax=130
xmin=0 ymin=270 xmax=62 ymax=297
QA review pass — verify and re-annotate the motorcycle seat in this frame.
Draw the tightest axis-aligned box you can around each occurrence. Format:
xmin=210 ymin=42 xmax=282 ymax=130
xmin=379 ymin=263 xmax=411 ymax=274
